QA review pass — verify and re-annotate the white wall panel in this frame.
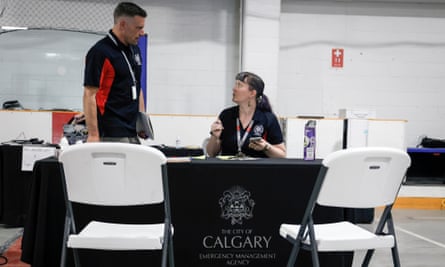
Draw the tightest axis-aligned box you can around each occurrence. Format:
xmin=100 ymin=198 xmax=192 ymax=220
xmin=368 ymin=119 xmax=407 ymax=150
xmin=242 ymin=0 xmax=281 ymax=109
xmin=0 ymin=111 xmax=52 ymax=143
xmin=144 ymin=114 xmax=216 ymax=148
xmin=279 ymin=0 xmax=445 ymax=147
xmin=1 ymin=0 xmax=445 ymax=149
xmin=0 ymin=0 xmax=239 ymax=116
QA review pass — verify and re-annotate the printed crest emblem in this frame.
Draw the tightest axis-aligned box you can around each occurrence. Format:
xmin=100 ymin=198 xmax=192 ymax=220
xmin=134 ymin=53 xmax=142 ymax=65
xmin=252 ymin=125 xmax=264 ymax=137
xmin=219 ymin=186 xmax=255 ymax=225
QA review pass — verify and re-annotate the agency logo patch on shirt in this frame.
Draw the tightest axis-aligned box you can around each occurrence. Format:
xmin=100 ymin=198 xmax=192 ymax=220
xmin=134 ymin=53 xmax=142 ymax=66
xmin=253 ymin=124 xmax=264 ymax=137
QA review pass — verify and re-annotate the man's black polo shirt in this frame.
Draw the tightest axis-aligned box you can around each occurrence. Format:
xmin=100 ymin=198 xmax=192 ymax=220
xmin=84 ymin=30 xmax=142 ymax=138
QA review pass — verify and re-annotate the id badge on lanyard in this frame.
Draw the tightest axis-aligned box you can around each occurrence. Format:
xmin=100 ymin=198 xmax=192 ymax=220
xmin=108 ymin=32 xmax=138 ymax=100
xmin=236 ymin=118 xmax=254 ymax=157
xmin=131 ymin=85 xmax=137 ymax=100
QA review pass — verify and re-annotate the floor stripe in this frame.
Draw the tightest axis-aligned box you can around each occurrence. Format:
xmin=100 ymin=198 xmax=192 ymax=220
xmin=396 ymin=226 xmax=445 ymax=249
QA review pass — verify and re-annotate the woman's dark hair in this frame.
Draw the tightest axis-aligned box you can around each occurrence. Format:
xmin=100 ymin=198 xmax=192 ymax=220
xmin=236 ymin=71 xmax=272 ymax=112
xmin=114 ymin=2 xmax=147 ymax=22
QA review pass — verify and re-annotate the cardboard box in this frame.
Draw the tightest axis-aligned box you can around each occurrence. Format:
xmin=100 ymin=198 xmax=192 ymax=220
xmin=339 ymin=109 xmax=376 ymax=119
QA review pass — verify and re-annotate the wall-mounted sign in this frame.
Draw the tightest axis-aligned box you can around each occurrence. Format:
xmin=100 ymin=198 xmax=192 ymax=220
xmin=332 ymin=48 xmax=344 ymax=68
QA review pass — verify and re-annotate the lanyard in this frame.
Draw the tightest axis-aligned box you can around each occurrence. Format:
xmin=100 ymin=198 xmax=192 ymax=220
xmin=236 ymin=118 xmax=254 ymax=155
xmin=107 ymin=32 xmax=138 ymax=100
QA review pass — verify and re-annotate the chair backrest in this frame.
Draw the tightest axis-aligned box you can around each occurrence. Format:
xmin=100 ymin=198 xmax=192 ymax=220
xmin=59 ymin=143 xmax=167 ymax=206
xmin=317 ymin=147 xmax=411 ymax=208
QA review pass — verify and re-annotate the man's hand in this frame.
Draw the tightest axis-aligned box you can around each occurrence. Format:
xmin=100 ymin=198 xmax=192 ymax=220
xmin=138 ymin=131 xmax=148 ymax=139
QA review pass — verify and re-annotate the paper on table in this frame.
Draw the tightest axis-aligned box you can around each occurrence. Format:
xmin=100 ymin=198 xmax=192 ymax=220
xmin=21 ymin=146 xmax=57 ymax=171
xmin=216 ymin=155 xmax=258 ymax=160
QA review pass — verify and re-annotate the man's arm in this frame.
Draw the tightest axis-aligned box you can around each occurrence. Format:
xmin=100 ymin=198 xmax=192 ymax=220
xmin=83 ymin=86 xmax=100 ymax=142
xmin=137 ymin=90 xmax=150 ymax=139
xmin=139 ymin=90 xmax=145 ymax=112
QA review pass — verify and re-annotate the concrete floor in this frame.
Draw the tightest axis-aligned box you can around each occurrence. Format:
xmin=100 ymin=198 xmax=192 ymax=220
xmin=363 ymin=209 xmax=445 ymax=267
xmin=0 ymin=226 xmax=22 ymax=254
xmin=0 ymin=209 xmax=444 ymax=266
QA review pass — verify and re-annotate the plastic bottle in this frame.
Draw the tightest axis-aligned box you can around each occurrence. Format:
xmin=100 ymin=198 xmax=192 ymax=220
xmin=304 ymin=120 xmax=316 ymax=160
xmin=175 ymin=136 xmax=181 ymax=148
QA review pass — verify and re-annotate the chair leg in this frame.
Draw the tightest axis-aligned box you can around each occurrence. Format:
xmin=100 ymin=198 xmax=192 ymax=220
xmin=388 ymin=225 xmax=401 ymax=267
xmin=308 ymin=235 xmax=320 ymax=266
xmin=286 ymin=242 xmax=302 ymax=267
xmin=386 ymin=214 xmax=401 ymax=267
xmin=310 ymin=249 xmax=320 ymax=267
xmin=60 ymin=216 xmax=71 ymax=267
xmin=391 ymin=245 xmax=401 ymax=267
xmin=307 ymin=220 xmax=320 ymax=267
xmin=351 ymin=250 xmax=365 ymax=267
xmin=161 ymin=243 xmax=168 ymax=267
xmin=361 ymin=249 xmax=375 ymax=267
xmin=72 ymin=248 xmax=81 ymax=267
xmin=168 ymin=233 xmax=175 ymax=267
xmin=60 ymin=245 xmax=67 ymax=267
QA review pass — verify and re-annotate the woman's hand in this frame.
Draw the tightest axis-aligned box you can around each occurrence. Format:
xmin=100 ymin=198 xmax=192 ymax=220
xmin=206 ymin=119 xmax=224 ymax=157
xmin=210 ymin=119 xmax=224 ymax=139
xmin=248 ymin=137 xmax=270 ymax=152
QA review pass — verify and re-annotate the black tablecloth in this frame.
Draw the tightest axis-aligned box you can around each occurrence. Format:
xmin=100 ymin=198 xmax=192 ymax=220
xmin=21 ymin=157 xmax=163 ymax=267
xmin=21 ymin=157 xmax=67 ymax=266
xmin=21 ymin=157 xmax=352 ymax=267
xmin=153 ymin=145 xmax=203 ymax=157
xmin=0 ymin=145 xmax=202 ymax=227
xmin=0 ymin=144 xmax=34 ymax=226
xmin=405 ymin=147 xmax=445 ymax=184
xmin=168 ymin=158 xmax=351 ymax=267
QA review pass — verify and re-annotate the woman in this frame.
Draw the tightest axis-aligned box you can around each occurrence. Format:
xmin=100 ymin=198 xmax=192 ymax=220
xmin=206 ymin=72 xmax=286 ymax=158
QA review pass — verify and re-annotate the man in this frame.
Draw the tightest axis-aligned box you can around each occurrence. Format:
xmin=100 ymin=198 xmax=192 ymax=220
xmin=83 ymin=2 xmax=147 ymax=143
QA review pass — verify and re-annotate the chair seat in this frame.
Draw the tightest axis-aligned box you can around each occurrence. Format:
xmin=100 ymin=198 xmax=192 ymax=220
xmin=68 ymin=221 xmax=165 ymax=250
xmin=280 ymin=221 xmax=394 ymax=251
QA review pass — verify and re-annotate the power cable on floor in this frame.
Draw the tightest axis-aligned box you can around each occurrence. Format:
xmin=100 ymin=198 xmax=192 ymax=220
xmin=0 ymin=228 xmax=23 ymax=265
xmin=0 ymin=255 xmax=7 ymax=265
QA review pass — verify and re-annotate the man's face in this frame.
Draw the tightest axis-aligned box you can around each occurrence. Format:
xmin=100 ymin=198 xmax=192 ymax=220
xmin=122 ymin=15 xmax=145 ymax=45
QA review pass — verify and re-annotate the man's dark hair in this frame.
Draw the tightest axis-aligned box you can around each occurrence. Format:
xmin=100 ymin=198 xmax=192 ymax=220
xmin=114 ymin=2 xmax=147 ymax=22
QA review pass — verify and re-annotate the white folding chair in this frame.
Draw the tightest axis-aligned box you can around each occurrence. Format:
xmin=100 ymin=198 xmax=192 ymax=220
xmin=280 ymin=147 xmax=411 ymax=267
xmin=59 ymin=142 xmax=174 ymax=267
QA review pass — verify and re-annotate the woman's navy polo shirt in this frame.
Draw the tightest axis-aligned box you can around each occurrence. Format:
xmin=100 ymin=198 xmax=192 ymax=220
xmin=84 ymin=30 xmax=142 ymax=138
xmin=218 ymin=106 xmax=284 ymax=157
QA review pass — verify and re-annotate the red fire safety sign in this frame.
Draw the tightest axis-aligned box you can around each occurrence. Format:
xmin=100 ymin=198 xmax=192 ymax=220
xmin=332 ymin=48 xmax=344 ymax=68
